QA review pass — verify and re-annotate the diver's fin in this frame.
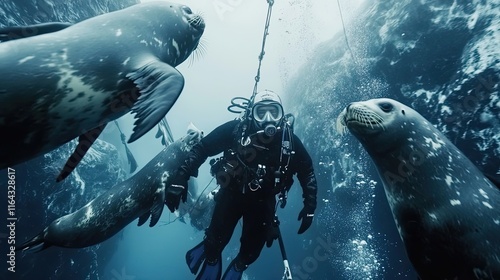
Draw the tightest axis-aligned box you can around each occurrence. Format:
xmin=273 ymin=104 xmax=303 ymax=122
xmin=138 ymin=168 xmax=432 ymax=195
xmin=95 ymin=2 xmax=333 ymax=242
xmin=155 ymin=118 xmax=174 ymax=147
xmin=221 ymin=258 xmax=245 ymax=280
xmin=155 ymin=125 xmax=167 ymax=146
xmin=125 ymin=144 xmax=138 ymax=173
xmin=161 ymin=118 xmax=175 ymax=146
xmin=56 ymin=123 xmax=106 ymax=182
xmin=484 ymin=173 xmax=500 ymax=189
xmin=179 ymin=216 xmax=186 ymax=224
xmin=16 ymin=231 xmax=51 ymax=252
xmin=155 ymin=127 xmax=163 ymax=139
xmin=113 ymin=120 xmax=138 ymax=173
xmin=0 ymin=22 xmax=72 ymax=42
xmin=126 ymin=61 xmax=185 ymax=143
xmin=137 ymin=211 xmax=150 ymax=227
xmin=196 ymin=258 xmax=222 ymax=280
xmin=149 ymin=186 xmax=166 ymax=227
xmin=186 ymin=241 xmax=206 ymax=275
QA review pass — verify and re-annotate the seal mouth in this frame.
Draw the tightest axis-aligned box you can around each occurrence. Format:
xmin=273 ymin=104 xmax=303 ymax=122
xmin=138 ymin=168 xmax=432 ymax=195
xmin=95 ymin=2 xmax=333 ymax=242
xmin=336 ymin=104 xmax=385 ymax=135
xmin=188 ymin=14 xmax=205 ymax=32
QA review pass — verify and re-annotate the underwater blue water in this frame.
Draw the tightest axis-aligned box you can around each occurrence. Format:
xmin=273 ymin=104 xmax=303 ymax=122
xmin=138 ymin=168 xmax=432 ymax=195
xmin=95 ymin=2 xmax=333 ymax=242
xmin=1 ymin=0 xmax=499 ymax=279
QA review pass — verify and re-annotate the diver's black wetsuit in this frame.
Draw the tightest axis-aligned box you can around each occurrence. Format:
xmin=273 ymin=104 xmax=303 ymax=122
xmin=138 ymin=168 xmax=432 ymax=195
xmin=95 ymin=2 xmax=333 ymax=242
xmin=177 ymin=119 xmax=317 ymax=266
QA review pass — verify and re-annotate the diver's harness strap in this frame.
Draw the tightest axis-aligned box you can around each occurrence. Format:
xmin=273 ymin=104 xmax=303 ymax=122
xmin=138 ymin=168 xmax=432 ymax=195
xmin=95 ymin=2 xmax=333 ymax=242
xmin=209 ymin=115 xmax=295 ymax=198
xmin=277 ymin=114 xmax=294 ymax=208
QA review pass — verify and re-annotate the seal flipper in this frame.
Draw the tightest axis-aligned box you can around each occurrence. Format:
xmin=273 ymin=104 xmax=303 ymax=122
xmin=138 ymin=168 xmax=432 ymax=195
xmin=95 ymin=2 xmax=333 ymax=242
xmin=16 ymin=231 xmax=51 ymax=252
xmin=56 ymin=123 xmax=106 ymax=182
xmin=149 ymin=186 xmax=166 ymax=227
xmin=484 ymin=173 xmax=500 ymax=189
xmin=137 ymin=212 xmax=150 ymax=227
xmin=126 ymin=61 xmax=185 ymax=143
xmin=0 ymin=22 xmax=72 ymax=42
xmin=137 ymin=187 xmax=165 ymax=227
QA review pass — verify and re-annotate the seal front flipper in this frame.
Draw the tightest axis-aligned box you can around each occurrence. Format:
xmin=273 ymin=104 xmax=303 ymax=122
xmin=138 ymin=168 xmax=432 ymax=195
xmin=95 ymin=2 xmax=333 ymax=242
xmin=126 ymin=61 xmax=185 ymax=143
xmin=0 ymin=22 xmax=72 ymax=42
xmin=137 ymin=212 xmax=150 ymax=227
xmin=484 ymin=173 xmax=500 ymax=189
xmin=149 ymin=186 xmax=166 ymax=227
xmin=137 ymin=186 xmax=165 ymax=227
xmin=56 ymin=123 xmax=107 ymax=182
xmin=16 ymin=231 xmax=51 ymax=252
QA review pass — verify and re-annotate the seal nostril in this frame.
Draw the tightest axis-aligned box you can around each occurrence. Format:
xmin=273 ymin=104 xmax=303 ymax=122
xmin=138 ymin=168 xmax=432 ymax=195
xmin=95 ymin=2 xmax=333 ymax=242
xmin=402 ymin=109 xmax=405 ymax=115
xmin=182 ymin=6 xmax=192 ymax=14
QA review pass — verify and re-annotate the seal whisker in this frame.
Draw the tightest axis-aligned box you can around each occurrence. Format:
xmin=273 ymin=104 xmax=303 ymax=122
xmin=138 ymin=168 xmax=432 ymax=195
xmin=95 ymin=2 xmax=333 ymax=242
xmin=335 ymin=110 xmax=348 ymax=135
xmin=346 ymin=105 xmax=386 ymax=131
xmin=188 ymin=17 xmax=198 ymax=25
xmin=374 ymin=113 xmax=386 ymax=130
xmin=197 ymin=38 xmax=208 ymax=55
xmin=188 ymin=14 xmax=204 ymax=27
xmin=359 ymin=110 xmax=369 ymax=126
xmin=193 ymin=11 xmax=205 ymax=25
xmin=337 ymin=104 xmax=388 ymax=134
xmin=365 ymin=113 xmax=375 ymax=129
xmin=186 ymin=37 xmax=208 ymax=67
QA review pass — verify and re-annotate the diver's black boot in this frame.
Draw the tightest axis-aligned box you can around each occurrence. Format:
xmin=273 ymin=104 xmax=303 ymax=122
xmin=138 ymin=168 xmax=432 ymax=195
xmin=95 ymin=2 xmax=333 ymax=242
xmin=186 ymin=241 xmax=206 ymax=274
xmin=195 ymin=256 xmax=222 ymax=280
xmin=221 ymin=257 xmax=247 ymax=280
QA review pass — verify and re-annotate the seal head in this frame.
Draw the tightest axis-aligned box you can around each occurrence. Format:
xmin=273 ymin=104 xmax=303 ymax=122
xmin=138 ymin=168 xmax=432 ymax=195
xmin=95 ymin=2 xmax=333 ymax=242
xmin=337 ymin=98 xmax=407 ymax=155
xmin=337 ymin=98 xmax=500 ymax=279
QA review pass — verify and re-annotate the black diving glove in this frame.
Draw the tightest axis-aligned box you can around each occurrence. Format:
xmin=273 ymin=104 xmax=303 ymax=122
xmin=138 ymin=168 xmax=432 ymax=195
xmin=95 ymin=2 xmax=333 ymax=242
xmin=297 ymin=206 xmax=315 ymax=234
xmin=266 ymin=223 xmax=280 ymax=248
xmin=165 ymin=174 xmax=188 ymax=213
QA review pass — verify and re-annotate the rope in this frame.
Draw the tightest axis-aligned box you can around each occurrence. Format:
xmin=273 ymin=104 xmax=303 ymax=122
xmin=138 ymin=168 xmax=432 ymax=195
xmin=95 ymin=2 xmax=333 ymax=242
xmin=336 ymin=0 xmax=360 ymax=68
xmin=250 ymin=0 xmax=275 ymax=104
xmin=162 ymin=177 xmax=217 ymax=227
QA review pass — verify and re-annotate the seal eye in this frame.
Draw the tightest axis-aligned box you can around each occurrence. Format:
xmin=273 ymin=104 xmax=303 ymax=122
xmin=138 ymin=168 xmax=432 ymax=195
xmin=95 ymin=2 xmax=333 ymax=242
xmin=379 ymin=102 xmax=393 ymax=113
xmin=182 ymin=6 xmax=193 ymax=14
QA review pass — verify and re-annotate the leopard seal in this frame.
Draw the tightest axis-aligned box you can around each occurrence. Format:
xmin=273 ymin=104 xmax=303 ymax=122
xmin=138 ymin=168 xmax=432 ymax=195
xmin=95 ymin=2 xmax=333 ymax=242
xmin=17 ymin=124 xmax=203 ymax=251
xmin=337 ymin=98 xmax=500 ymax=279
xmin=0 ymin=2 xmax=205 ymax=181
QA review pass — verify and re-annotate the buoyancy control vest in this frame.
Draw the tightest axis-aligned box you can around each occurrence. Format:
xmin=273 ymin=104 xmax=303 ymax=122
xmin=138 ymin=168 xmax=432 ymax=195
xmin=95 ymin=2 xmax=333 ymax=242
xmin=210 ymin=118 xmax=295 ymax=195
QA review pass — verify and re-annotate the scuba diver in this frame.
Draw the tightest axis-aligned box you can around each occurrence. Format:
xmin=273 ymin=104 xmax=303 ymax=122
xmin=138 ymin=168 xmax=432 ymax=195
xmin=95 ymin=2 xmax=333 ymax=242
xmin=165 ymin=90 xmax=318 ymax=280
